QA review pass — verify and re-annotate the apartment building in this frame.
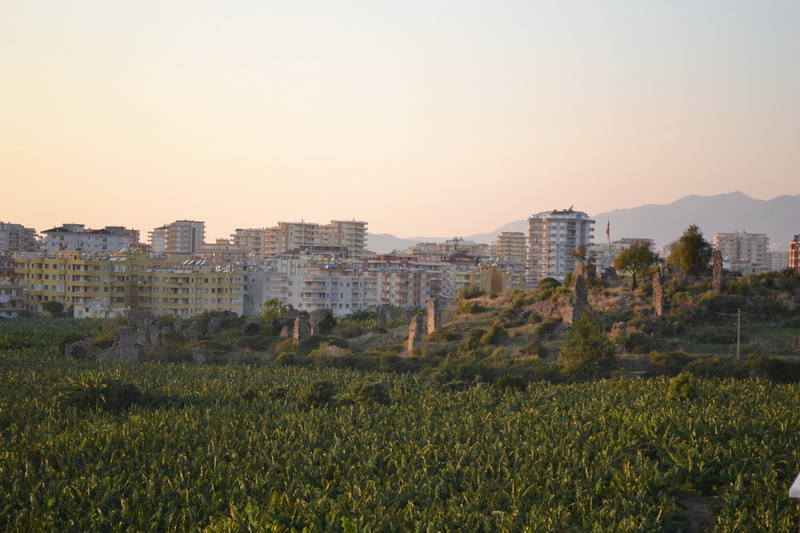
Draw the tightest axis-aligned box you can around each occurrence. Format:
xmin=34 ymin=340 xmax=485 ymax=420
xmin=149 ymin=220 xmax=205 ymax=254
xmin=768 ymin=251 xmax=790 ymax=272
xmin=40 ymin=224 xmax=133 ymax=253
xmin=589 ymin=238 xmax=656 ymax=270
xmin=244 ymin=251 xmax=376 ymax=316
xmin=0 ymin=255 xmax=25 ymax=318
xmin=11 ymin=251 xmax=243 ymax=318
xmin=197 ymin=239 xmax=249 ymax=267
xmin=264 ymin=222 xmax=320 ymax=256
xmin=713 ymin=231 xmax=769 ymax=275
xmin=526 ymin=209 xmax=595 ymax=286
xmin=231 ymin=228 xmax=270 ymax=261
xmin=489 ymin=232 xmax=527 ymax=261
xmin=319 ymin=220 xmax=368 ymax=258
xmin=791 ymin=235 xmax=800 ymax=272
xmin=0 ymin=222 xmax=38 ymax=252
xmin=468 ymin=262 xmax=527 ymax=294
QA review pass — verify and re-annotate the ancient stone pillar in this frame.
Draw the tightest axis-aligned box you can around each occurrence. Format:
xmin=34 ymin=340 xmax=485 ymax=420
xmin=712 ymin=250 xmax=724 ymax=292
xmin=427 ymin=299 xmax=441 ymax=334
xmin=293 ymin=317 xmax=310 ymax=347
xmin=407 ymin=314 xmax=425 ymax=354
xmin=653 ymin=269 xmax=665 ymax=317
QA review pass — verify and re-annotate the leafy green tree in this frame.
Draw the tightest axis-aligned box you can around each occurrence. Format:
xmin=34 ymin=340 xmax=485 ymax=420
xmin=668 ymin=225 xmax=712 ymax=276
xmin=557 ymin=310 xmax=617 ymax=379
xmin=259 ymin=298 xmax=290 ymax=334
xmin=42 ymin=300 xmax=65 ymax=318
xmin=613 ymin=240 xmax=660 ymax=290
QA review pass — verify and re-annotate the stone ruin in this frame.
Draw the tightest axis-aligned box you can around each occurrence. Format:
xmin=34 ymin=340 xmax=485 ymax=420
xmin=309 ymin=309 xmax=334 ymax=332
xmin=376 ymin=304 xmax=393 ymax=326
xmin=407 ymin=313 xmax=426 ymax=354
xmin=574 ymin=262 xmax=596 ymax=280
xmin=712 ymin=250 xmax=724 ymax=292
xmin=293 ymin=316 xmax=311 ymax=347
xmin=96 ymin=327 xmax=148 ymax=363
xmin=652 ymin=267 xmax=666 ymax=317
xmin=562 ymin=275 xmax=590 ymax=325
xmin=427 ymin=299 xmax=441 ymax=334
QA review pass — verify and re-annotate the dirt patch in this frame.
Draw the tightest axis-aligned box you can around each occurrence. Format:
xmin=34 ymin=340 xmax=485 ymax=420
xmin=677 ymin=496 xmax=716 ymax=532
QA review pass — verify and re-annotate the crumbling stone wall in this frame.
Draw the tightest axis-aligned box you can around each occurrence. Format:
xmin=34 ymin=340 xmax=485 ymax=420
xmin=427 ymin=299 xmax=441 ymax=334
xmin=293 ymin=317 xmax=311 ymax=347
xmin=97 ymin=327 xmax=148 ymax=363
xmin=407 ymin=314 xmax=426 ymax=354
xmin=712 ymin=250 xmax=724 ymax=292
xmin=562 ymin=275 xmax=589 ymax=324
xmin=653 ymin=269 xmax=666 ymax=317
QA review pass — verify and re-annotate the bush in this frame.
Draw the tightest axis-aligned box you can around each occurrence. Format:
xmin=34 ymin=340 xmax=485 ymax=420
xmin=557 ymin=311 xmax=617 ymax=380
xmin=649 ymin=351 xmax=691 ymax=376
xmin=522 ymin=340 xmax=547 ymax=358
xmin=298 ymin=380 xmax=337 ymax=409
xmin=356 ymin=382 xmax=391 ymax=405
xmin=459 ymin=286 xmax=485 ymax=300
xmin=492 ymin=374 xmax=527 ymax=393
xmin=480 ymin=323 xmax=508 ymax=346
xmin=427 ymin=329 xmax=460 ymax=343
xmin=667 ymin=372 xmax=698 ymax=401
xmin=57 ymin=376 xmax=144 ymax=413
xmin=457 ymin=300 xmax=486 ymax=315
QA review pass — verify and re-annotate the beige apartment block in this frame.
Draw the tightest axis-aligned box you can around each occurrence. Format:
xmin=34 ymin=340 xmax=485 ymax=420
xmin=713 ymin=231 xmax=769 ymax=275
xmin=197 ymin=239 xmax=249 ymax=267
xmin=11 ymin=251 xmax=242 ymax=318
xmin=791 ymin=235 xmax=800 ymax=272
xmin=149 ymin=220 xmax=205 ymax=254
xmin=489 ymin=232 xmax=527 ymax=261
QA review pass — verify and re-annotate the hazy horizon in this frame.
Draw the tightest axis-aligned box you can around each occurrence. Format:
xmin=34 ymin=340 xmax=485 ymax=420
xmin=3 ymin=2 xmax=798 ymax=240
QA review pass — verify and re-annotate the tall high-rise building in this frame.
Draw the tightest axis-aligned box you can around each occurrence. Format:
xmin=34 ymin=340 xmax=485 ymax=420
xmin=713 ymin=231 xmax=769 ymax=274
xmin=149 ymin=220 xmax=205 ymax=255
xmin=526 ymin=209 xmax=594 ymax=287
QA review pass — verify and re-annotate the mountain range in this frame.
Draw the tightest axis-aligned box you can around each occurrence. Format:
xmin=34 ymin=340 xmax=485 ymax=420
xmin=367 ymin=192 xmax=800 ymax=254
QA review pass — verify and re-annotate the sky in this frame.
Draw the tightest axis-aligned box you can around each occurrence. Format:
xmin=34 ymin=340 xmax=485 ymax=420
xmin=2 ymin=1 xmax=799 ymax=241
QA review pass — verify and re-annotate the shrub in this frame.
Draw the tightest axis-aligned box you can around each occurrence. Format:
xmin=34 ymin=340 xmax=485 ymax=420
xmin=481 ymin=323 xmax=508 ymax=346
xmin=557 ymin=311 xmax=617 ymax=380
xmin=57 ymin=377 xmax=143 ymax=413
xmin=298 ymin=380 xmax=337 ymax=409
xmin=492 ymin=374 xmax=527 ymax=393
xmin=649 ymin=351 xmax=691 ymax=376
xmin=459 ymin=286 xmax=485 ymax=300
xmin=457 ymin=299 xmax=486 ymax=315
xmin=667 ymin=372 xmax=698 ymax=401
xmin=427 ymin=329 xmax=460 ymax=343
xmin=356 ymin=382 xmax=391 ymax=405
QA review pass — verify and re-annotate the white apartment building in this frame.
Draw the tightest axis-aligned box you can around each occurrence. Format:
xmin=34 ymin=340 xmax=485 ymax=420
xmin=526 ymin=209 xmax=595 ymax=286
xmin=40 ymin=224 xmax=132 ymax=253
xmin=768 ymin=251 xmax=790 ymax=272
xmin=713 ymin=231 xmax=769 ymax=275
xmin=0 ymin=222 xmax=38 ymax=252
xmin=149 ymin=220 xmax=205 ymax=254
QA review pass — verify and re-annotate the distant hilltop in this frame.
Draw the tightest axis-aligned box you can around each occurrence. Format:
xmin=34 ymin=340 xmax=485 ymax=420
xmin=367 ymin=192 xmax=800 ymax=254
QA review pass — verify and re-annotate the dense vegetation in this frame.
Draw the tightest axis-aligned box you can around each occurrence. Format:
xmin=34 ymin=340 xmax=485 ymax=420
xmin=2 ymin=348 xmax=800 ymax=531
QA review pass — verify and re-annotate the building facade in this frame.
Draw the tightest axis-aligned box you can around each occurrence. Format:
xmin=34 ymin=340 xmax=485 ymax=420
xmin=0 ymin=222 xmax=38 ymax=252
xmin=40 ymin=224 xmax=133 ymax=253
xmin=149 ymin=220 xmax=205 ymax=254
xmin=791 ymin=235 xmax=800 ymax=272
xmin=526 ymin=209 xmax=595 ymax=286
xmin=11 ymin=251 xmax=243 ymax=318
xmin=713 ymin=232 xmax=769 ymax=275
xmin=489 ymin=232 xmax=527 ymax=261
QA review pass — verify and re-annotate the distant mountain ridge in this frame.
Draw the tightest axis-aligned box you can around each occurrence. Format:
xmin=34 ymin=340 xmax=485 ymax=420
xmin=367 ymin=192 xmax=800 ymax=254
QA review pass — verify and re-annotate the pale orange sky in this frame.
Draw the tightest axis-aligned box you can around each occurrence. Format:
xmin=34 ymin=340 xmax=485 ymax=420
xmin=1 ymin=1 xmax=798 ymax=240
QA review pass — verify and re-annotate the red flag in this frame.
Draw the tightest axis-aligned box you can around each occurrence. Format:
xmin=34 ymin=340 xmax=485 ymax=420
xmin=606 ymin=220 xmax=610 ymax=240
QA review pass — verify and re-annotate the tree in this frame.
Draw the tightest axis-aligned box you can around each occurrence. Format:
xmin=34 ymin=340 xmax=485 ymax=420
xmin=613 ymin=241 xmax=660 ymax=290
xmin=42 ymin=300 xmax=65 ymax=318
xmin=557 ymin=310 xmax=617 ymax=379
xmin=259 ymin=298 xmax=290 ymax=334
xmin=668 ymin=225 xmax=712 ymax=276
